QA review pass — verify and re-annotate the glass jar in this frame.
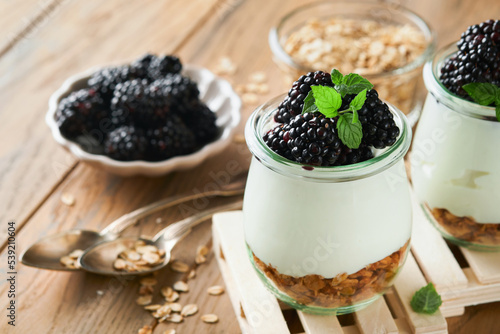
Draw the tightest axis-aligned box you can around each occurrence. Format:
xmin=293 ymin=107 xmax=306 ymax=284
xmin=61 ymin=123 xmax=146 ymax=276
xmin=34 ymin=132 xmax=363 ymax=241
xmin=268 ymin=1 xmax=436 ymax=125
xmin=411 ymin=43 xmax=500 ymax=251
xmin=243 ymin=95 xmax=413 ymax=315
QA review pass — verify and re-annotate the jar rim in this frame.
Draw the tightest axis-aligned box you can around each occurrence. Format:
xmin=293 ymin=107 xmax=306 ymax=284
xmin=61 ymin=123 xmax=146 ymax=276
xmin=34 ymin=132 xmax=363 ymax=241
xmin=244 ymin=94 xmax=412 ymax=182
xmin=424 ymin=42 xmax=497 ymax=121
xmin=269 ymin=0 xmax=436 ymax=78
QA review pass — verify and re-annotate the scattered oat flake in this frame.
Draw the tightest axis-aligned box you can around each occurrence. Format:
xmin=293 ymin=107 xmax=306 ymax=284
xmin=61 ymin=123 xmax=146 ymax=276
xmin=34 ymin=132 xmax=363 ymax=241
xmin=144 ymin=304 xmax=162 ymax=311
xmin=207 ymin=285 xmax=225 ymax=296
xmin=140 ymin=277 xmax=158 ymax=286
xmin=143 ymin=252 xmax=161 ymax=265
xmin=139 ymin=285 xmax=154 ymax=296
xmin=195 ymin=254 xmax=206 ymax=264
xmin=138 ymin=325 xmax=152 ymax=334
xmin=113 ymin=258 xmax=127 ymax=270
xmin=156 ymin=217 xmax=162 ymax=224
xmin=136 ymin=294 xmax=153 ymax=306
xmin=170 ymin=260 xmax=189 ymax=273
xmin=242 ymin=93 xmax=258 ymax=105
xmin=173 ymin=281 xmax=189 ymax=292
xmin=169 ymin=303 xmax=182 ymax=313
xmin=161 ymin=286 xmax=173 ymax=298
xmin=167 ymin=313 xmax=184 ymax=323
xmin=197 ymin=245 xmax=209 ymax=256
xmin=181 ymin=304 xmax=198 ymax=317
xmin=68 ymin=249 xmax=84 ymax=259
xmin=214 ymin=56 xmax=237 ymax=75
xmin=249 ymin=71 xmax=267 ymax=83
xmin=96 ymin=290 xmax=104 ymax=296
xmin=166 ymin=291 xmax=180 ymax=303
xmin=187 ymin=269 xmax=196 ymax=280
xmin=61 ymin=193 xmax=75 ymax=206
xmin=201 ymin=314 xmax=219 ymax=323
xmin=136 ymin=245 xmax=158 ymax=254
xmin=60 ymin=256 xmax=75 ymax=268
xmin=164 ymin=330 xmax=176 ymax=334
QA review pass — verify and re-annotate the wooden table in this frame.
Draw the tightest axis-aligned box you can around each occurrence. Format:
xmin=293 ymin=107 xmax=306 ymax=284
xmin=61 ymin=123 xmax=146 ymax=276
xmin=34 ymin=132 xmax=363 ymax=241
xmin=1 ymin=0 xmax=499 ymax=333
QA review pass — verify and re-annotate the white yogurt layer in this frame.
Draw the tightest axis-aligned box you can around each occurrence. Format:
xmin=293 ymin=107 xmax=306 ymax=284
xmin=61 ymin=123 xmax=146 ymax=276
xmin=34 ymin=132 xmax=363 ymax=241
xmin=243 ymin=157 xmax=412 ymax=278
xmin=411 ymin=96 xmax=500 ymax=223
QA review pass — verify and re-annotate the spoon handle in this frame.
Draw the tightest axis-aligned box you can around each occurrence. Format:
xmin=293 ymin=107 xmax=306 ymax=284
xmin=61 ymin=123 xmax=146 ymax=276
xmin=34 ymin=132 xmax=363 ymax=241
xmin=153 ymin=200 xmax=243 ymax=244
xmin=99 ymin=182 xmax=245 ymax=237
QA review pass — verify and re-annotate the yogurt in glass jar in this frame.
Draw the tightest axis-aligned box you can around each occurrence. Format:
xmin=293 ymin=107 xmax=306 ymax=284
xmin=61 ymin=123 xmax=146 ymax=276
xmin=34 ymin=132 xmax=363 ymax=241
xmin=243 ymin=95 xmax=413 ymax=315
xmin=411 ymin=43 xmax=500 ymax=251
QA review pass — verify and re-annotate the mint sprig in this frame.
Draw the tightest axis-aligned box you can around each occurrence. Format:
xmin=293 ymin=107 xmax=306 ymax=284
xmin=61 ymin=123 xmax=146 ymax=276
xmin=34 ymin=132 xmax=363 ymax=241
xmin=410 ymin=283 xmax=442 ymax=314
xmin=462 ymin=82 xmax=500 ymax=121
xmin=301 ymin=69 xmax=371 ymax=149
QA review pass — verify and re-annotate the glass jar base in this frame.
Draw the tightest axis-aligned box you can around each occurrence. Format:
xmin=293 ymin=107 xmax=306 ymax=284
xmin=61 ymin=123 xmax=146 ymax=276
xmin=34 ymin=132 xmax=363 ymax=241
xmin=421 ymin=205 xmax=500 ymax=252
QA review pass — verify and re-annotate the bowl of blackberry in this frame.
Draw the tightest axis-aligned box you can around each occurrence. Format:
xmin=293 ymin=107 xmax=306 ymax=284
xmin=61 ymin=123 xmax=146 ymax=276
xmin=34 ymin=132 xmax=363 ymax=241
xmin=47 ymin=54 xmax=241 ymax=176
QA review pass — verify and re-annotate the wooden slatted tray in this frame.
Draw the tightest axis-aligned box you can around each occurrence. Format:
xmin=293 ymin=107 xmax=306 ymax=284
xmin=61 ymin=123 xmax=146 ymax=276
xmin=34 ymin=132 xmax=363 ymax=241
xmin=410 ymin=191 xmax=500 ymax=317
xmin=212 ymin=211 xmax=447 ymax=334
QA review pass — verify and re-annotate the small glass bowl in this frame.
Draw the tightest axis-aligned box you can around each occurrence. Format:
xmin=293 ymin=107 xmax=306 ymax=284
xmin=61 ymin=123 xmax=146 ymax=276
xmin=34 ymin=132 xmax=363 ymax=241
xmin=269 ymin=0 xmax=435 ymax=125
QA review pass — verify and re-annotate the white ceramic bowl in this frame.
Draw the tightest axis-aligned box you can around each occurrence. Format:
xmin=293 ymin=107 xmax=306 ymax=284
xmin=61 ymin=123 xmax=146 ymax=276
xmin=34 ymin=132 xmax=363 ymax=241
xmin=46 ymin=65 xmax=241 ymax=176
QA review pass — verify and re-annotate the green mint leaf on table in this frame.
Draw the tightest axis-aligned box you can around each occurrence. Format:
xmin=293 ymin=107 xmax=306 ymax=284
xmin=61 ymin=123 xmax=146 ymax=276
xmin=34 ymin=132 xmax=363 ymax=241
xmin=462 ymin=82 xmax=498 ymax=106
xmin=337 ymin=113 xmax=363 ymax=149
xmin=330 ymin=69 xmax=344 ymax=85
xmin=410 ymin=283 xmax=442 ymax=314
xmin=301 ymin=91 xmax=319 ymax=114
xmin=310 ymin=85 xmax=342 ymax=118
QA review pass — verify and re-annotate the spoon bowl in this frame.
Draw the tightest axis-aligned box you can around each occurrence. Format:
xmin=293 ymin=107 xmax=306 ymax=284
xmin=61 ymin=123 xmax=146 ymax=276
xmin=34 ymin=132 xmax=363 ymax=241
xmin=79 ymin=200 xmax=243 ymax=276
xmin=20 ymin=230 xmax=110 ymax=271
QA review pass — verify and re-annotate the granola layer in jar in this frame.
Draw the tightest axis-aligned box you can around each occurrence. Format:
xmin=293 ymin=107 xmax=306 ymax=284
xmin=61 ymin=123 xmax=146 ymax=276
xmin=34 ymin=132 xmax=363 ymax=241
xmin=243 ymin=95 xmax=413 ymax=315
xmin=411 ymin=43 xmax=500 ymax=251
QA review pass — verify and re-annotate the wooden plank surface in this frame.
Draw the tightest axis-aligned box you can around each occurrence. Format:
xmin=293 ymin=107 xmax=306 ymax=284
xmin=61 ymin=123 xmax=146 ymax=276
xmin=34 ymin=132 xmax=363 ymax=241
xmin=460 ymin=248 xmax=500 ymax=285
xmin=353 ymin=297 xmax=398 ymax=334
xmin=1 ymin=0 xmax=500 ymax=333
xmin=0 ymin=0 xmax=222 ymax=248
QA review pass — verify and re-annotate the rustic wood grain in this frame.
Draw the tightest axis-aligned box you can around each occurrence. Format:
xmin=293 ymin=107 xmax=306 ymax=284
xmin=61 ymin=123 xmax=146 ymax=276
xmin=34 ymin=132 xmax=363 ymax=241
xmin=2 ymin=0 xmax=500 ymax=333
xmin=0 ymin=0 xmax=222 ymax=249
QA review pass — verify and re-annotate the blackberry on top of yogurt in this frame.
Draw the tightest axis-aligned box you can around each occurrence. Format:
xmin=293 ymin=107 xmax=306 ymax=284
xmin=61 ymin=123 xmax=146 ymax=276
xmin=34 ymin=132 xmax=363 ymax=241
xmin=265 ymin=69 xmax=399 ymax=166
xmin=440 ymin=19 xmax=500 ymax=99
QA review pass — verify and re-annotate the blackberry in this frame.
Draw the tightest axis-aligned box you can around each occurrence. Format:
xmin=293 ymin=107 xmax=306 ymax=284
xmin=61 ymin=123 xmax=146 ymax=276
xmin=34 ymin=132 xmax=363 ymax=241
xmin=275 ymin=71 xmax=333 ymax=123
xmin=149 ymin=74 xmax=199 ymax=112
xmin=110 ymin=79 xmax=174 ymax=127
xmin=131 ymin=53 xmax=156 ymax=77
xmin=55 ymin=88 xmax=108 ymax=141
xmin=178 ymin=101 xmax=219 ymax=145
xmin=334 ymin=145 xmax=374 ymax=166
xmin=146 ymin=115 xmax=197 ymax=161
xmin=148 ymin=55 xmax=182 ymax=79
xmin=88 ymin=65 xmax=143 ymax=101
xmin=264 ymin=113 xmax=344 ymax=166
xmin=104 ymin=126 xmax=148 ymax=161
xmin=343 ymin=89 xmax=400 ymax=149
xmin=440 ymin=19 xmax=500 ymax=98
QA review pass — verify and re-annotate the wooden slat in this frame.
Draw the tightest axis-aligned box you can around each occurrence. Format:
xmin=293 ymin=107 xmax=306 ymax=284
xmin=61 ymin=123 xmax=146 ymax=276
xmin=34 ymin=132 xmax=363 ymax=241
xmin=297 ymin=312 xmax=343 ymax=334
xmin=460 ymin=248 xmax=500 ymax=284
xmin=0 ymin=0 xmax=222 ymax=249
xmin=354 ymin=297 xmax=398 ymax=334
xmin=409 ymin=191 xmax=468 ymax=290
xmin=213 ymin=211 xmax=290 ymax=334
xmin=393 ymin=254 xmax=448 ymax=334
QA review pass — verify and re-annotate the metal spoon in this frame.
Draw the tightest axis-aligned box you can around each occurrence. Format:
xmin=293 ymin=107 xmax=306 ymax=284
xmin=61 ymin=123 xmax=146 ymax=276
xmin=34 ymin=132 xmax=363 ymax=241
xmin=78 ymin=200 xmax=242 ymax=276
xmin=20 ymin=172 xmax=247 ymax=271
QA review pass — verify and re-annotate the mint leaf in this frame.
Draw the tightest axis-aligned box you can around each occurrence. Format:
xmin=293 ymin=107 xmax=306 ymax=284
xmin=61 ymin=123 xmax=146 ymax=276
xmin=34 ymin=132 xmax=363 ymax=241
xmin=462 ymin=83 xmax=498 ymax=106
xmin=334 ymin=73 xmax=374 ymax=97
xmin=349 ymin=89 xmax=368 ymax=112
xmin=311 ymin=85 xmax=342 ymax=118
xmin=496 ymin=105 xmax=500 ymax=122
xmin=410 ymin=283 xmax=442 ymax=314
xmin=352 ymin=110 xmax=359 ymax=123
xmin=302 ymin=91 xmax=319 ymax=114
xmin=337 ymin=113 xmax=363 ymax=149
xmin=331 ymin=69 xmax=343 ymax=85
